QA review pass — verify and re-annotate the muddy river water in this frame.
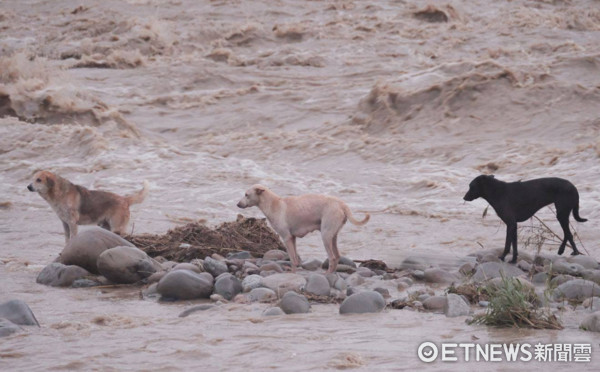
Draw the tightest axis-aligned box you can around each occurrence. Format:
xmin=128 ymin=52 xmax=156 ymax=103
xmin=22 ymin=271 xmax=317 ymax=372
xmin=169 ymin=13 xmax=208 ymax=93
xmin=1 ymin=0 xmax=600 ymax=370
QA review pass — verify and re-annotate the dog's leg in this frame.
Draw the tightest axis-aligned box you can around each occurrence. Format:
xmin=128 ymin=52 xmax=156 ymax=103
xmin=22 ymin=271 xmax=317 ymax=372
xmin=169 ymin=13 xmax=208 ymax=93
xmin=109 ymin=209 xmax=130 ymax=235
xmin=67 ymin=210 xmax=79 ymax=240
xmin=68 ymin=222 xmax=78 ymax=240
xmin=557 ymin=224 xmax=568 ymax=256
xmin=556 ymin=209 xmax=580 ymax=255
xmin=284 ymin=236 xmax=299 ymax=272
xmin=331 ymin=234 xmax=341 ymax=272
xmin=510 ymin=224 xmax=518 ymax=264
xmin=62 ymin=221 xmax=70 ymax=243
xmin=321 ymin=233 xmax=336 ymax=274
xmin=322 ymin=212 xmax=345 ymax=274
xmin=290 ymin=237 xmax=302 ymax=270
xmin=499 ymin=223 xmax=516 ymax=262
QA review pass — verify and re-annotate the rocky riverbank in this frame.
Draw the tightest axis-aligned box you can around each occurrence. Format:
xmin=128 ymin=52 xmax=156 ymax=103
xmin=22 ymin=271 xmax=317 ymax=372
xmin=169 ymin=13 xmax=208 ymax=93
xmin=5 ymin=224 xmax=600 ymax=338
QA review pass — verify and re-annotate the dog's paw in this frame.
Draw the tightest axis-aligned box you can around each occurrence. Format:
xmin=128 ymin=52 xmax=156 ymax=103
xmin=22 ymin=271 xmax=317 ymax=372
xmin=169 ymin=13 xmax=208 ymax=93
xmin=509 ymin=258 xmax=517 ymax=264
xmin=571 ymin=251 xmax=581 ymax=256
xmin=498 ymin=256 xmax=505 ymax=262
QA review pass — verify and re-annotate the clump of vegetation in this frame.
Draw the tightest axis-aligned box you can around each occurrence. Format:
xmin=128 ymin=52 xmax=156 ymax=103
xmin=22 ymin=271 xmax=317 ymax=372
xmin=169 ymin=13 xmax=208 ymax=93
xmin=470 ymin=275 xmax=562 ymax=330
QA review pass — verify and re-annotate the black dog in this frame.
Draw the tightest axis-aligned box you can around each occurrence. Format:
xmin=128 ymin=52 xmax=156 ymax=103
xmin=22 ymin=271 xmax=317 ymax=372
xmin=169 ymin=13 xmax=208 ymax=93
xmin=463 ymin=175 xmax=587 ymax=263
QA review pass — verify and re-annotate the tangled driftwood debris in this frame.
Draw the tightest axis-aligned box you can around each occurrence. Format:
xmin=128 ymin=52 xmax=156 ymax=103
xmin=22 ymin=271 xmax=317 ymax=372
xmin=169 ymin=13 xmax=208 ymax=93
xmin=125 ymin=215 xmax=285 ymax=262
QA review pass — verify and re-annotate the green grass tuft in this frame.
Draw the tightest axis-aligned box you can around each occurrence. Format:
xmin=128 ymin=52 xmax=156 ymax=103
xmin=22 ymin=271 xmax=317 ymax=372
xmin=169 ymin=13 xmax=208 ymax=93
xmin=470 ymin=274 xmax=562 ymax=330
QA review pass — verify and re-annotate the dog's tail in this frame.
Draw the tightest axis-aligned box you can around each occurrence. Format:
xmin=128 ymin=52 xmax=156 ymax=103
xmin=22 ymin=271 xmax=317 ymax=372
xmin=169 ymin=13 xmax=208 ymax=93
xmin=125 ymin=180 xmax=149 ymax=205
xmin=343 ymin=205 xmax=370 ymax=226
xmin=573 ymin=201 xmax=588 ymax=222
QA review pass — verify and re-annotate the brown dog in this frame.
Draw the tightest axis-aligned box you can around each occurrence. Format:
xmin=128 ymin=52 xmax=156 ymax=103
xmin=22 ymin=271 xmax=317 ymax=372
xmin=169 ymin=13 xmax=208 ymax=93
xmin=27 ymin=170 xmax=148 ymax=242
xmin=237 ymin=184 xmax=369 ymax=273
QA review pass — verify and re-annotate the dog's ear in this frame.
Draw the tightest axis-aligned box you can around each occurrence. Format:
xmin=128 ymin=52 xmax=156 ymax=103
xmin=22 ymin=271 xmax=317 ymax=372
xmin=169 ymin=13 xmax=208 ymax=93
xmin=255 ymin=187 xmax=264 ymax=195
xmin=488 ymin=174 xmax=495 ymax=178
xmin=46 ymin=177 xmax=55 ymax=189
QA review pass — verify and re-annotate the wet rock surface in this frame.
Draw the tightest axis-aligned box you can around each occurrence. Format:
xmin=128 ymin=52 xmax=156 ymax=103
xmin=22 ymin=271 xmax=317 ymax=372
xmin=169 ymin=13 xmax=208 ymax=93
xmin=0 ymin=318 xmax=21 ymax=337
xmin=444 ymin=294 xmax=470 ymax=318
xmin=36 ymin=263 xmax=91 ymax=287
xmin=339 ymin=291 xmax=385 ymax=314
xmin=0 ymin=300 xmax=39 ymax=327
xmin=157 ymin=270 xmax=214 ymax=300
xmin=97 ymin=246 xmax=160 ymax=284
xmin=214 ymin=273 xmax=243 ymax=300
xmin=471 ymin=262 xmax=525 ymax=282
xmin=59 ymin=227 xmax=134 ymax=274
xmin=279 ymin=292 xmax=310 ymax=314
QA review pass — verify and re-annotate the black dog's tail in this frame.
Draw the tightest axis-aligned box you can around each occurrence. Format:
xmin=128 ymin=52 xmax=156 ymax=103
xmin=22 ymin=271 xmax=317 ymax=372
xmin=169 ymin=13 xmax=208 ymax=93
xmin=573 ymin=201 xmax=588 ymax=222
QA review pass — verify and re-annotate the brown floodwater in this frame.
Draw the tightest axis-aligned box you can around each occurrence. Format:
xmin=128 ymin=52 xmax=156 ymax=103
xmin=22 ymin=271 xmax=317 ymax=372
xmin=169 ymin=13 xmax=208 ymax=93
xmin=1 ymin=0 xmax=600 ymax=369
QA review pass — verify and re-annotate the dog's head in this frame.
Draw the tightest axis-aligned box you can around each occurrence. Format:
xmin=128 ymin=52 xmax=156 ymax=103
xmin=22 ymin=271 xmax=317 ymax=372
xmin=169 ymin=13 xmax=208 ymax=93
xmin=28 ymin=171 xmax=56 ymax=194
xmin=463 ymin=175 xmax=494 ymax=201
xmin=237 ymin=184 xmax=267 ymax=209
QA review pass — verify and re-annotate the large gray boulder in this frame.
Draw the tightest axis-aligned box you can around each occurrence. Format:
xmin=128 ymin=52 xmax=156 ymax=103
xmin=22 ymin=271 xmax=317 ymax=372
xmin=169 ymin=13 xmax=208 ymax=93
xmin=305 ymin=273 xmax=331 ymax=296
xmin=279 ymin=292 xmax=310 ymax=314
xmin=339 ymin=291 xmax=386 ymax=314
xmin=471 ymin=262 xmax=525 ymax=282
xmin=36 ymin=263 xmax=91 ymax=287
xmin=552 ymin=279 xmax=600 ymax=301
xmin=214 ymin=273 xmax=243 ymax=300
xmin=97 ymin=246 xmax=160 ymax=284
xmin=0 ymin=318 xmax=20 ymax=337
xmin=59 ymin=227 xmax=134 ymax=274
xmin=203 ymin=257 xmax=228 ymax=277
xmin=444 ymin=294 xmax=470 ymax=317
xmin=0 ymin=300 xmax=39 ymax=326
xmin=261 ymin=273 xmax=306 ymax=296
xmin=580 ymin=311 xmax=600 ymax=332
xmin=157 ymin=270 xmax=214 ymax=300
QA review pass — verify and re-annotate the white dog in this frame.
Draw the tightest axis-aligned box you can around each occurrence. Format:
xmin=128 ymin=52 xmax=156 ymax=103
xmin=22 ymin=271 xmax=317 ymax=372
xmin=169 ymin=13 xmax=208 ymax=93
xmin=237 ymin=184 xmax=369 ymax=273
